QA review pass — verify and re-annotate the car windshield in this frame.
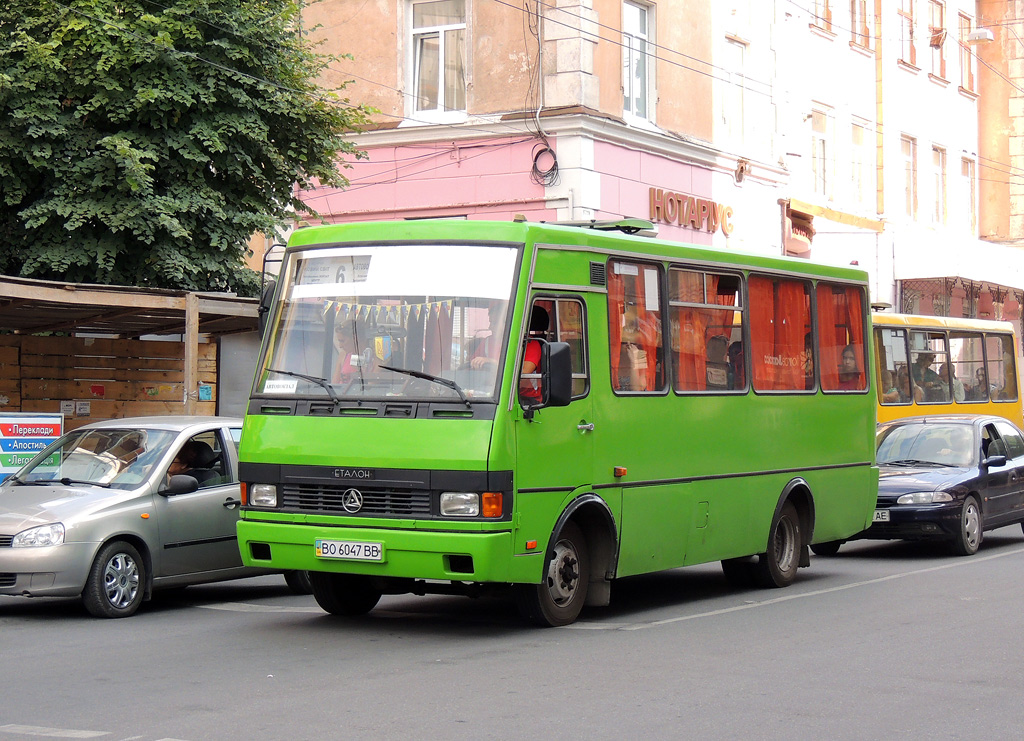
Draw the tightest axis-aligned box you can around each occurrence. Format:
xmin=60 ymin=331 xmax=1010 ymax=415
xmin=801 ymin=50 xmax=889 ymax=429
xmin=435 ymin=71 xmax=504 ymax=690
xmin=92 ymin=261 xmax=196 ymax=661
xmin=255 ymin=242 xmax=519 ymax=403
xmin=6 ymin=428 xmax=178 ymax=490
xmin=876 ymin=422 xmax=976 ymax=467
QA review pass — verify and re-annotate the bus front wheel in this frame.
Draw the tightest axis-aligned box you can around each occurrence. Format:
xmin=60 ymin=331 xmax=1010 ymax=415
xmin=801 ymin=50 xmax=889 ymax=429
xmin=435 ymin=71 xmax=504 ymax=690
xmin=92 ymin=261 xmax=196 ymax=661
xmin=755 ymin=500 xmax=801 ymax=588
xmin=309 ymin=572 xmax=382 ymax=616
xmin=517 ymin=521 xmax=589 ymax=627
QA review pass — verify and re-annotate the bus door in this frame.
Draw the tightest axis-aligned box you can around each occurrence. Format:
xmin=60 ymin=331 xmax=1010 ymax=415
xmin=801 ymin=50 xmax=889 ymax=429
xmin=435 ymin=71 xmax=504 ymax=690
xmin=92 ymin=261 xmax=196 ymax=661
xmin=513 ymin=295 xmax=596 ymax=508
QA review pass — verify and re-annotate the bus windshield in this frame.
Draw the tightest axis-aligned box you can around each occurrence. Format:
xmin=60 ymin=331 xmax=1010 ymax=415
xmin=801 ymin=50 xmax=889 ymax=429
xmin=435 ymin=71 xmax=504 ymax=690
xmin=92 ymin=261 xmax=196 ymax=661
xmin=256 ymin=243 xmax=519 ymax=403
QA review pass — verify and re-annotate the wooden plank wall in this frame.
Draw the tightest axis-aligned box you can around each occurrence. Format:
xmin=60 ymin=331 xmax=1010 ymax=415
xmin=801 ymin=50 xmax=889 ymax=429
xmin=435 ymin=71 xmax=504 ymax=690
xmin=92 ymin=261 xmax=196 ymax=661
xmin=0 ymin=336 xmax=216 ymax=429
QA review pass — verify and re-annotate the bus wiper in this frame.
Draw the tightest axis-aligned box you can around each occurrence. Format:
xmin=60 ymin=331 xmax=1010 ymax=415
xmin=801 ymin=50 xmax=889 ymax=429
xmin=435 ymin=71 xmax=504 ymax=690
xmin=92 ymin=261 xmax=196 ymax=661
xmin=380 ymin=365 xmax=471 ymax=407
xmin=267 ymin=368 xmax=340 ymax=403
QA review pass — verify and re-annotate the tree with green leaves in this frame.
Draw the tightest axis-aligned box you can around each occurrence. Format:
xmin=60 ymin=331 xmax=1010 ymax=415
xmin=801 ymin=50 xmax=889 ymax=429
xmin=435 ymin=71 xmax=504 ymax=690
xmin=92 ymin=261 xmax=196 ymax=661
xmin=0 ymin=0 xmax=369 ymax=296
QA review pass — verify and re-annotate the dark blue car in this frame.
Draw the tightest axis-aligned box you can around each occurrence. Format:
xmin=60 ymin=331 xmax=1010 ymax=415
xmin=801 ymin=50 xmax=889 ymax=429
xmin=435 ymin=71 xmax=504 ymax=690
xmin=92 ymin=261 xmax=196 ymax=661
xmin=812 ymin=415 xmax=1024 ymax=557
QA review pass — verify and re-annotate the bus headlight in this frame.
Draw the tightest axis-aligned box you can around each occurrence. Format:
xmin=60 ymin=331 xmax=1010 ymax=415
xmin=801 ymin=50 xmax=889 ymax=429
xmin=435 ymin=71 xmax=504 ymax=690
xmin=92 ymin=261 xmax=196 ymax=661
xmin=440 ymin=492 xmax=479 ymax=516
xmin=250 ymin=484 xmax=279 ymax=507
xmin=896 ymin=491 xmax=953 ymax=504
xmin=13 ymin=523 xmax=65 ymax=547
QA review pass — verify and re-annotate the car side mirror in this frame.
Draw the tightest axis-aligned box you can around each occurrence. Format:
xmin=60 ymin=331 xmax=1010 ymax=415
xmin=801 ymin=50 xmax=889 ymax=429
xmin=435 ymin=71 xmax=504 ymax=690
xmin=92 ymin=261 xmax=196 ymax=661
xmin=160 ymin=474 xmax=200 ymax=496
xmin=983 ymin=454 xmax=1008 ymax=468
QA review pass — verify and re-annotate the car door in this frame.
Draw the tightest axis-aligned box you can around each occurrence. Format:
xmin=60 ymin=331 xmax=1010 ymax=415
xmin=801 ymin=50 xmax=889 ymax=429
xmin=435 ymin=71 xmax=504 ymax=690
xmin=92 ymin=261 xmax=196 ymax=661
xmin=153 ymin=426 xmax=244 ymax=577
xmin=989 ymin=421 xmax=1024 ymax=524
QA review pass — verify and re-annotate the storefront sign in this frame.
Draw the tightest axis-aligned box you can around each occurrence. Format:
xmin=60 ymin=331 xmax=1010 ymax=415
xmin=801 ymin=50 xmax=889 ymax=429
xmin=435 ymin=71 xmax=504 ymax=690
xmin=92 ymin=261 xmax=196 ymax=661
xmin=649 ymin=188 xmax=734 ymax=235
xmin=0 ymin=413 xmax=63 ymax=481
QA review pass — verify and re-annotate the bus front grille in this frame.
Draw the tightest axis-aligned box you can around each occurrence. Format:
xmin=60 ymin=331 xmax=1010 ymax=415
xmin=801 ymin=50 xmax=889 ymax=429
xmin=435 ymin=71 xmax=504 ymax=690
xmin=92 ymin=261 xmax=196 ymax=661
xmin=280 ymin=484 xmax=432 ymax=516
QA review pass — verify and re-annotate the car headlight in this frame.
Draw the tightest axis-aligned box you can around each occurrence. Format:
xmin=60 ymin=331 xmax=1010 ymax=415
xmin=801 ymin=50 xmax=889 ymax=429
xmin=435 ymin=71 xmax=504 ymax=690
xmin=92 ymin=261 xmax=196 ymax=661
xmin=13 ymin=523 xmax=65 ymax=547
xmin=897 ymin=491 xmax=954 ymax=504
xmin=249 ymin=483 xmax=278 ymax=507
xmin=440 ymin=491 xmax=479 ymax=516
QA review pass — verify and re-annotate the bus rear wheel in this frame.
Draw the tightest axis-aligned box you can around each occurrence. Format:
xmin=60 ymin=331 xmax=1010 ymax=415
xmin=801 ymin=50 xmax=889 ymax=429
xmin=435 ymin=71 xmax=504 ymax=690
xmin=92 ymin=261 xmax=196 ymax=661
xmin=517 ymin=521 xmax=589 ymax=627
xmin=309 ymin=572 xmax=382 ymax=616
xmin=754 ymin=500 xmax=801 ymax=588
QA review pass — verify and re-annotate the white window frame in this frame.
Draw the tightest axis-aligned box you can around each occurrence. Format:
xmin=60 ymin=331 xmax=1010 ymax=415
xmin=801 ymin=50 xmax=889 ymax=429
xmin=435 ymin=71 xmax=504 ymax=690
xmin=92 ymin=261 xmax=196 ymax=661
xmin=722 ymin=37 xmax=747 ymax=148
xmin=623 ymin=1 xmax=654 ymax=124
xmin=851 ymin=0 xmax=870 ymax=48
xmin=932 ymin=145 xmax=947 ymax=224
xmin=958 ymin=13 xmax=976 ymax=92
xmin=406 ymin=0 xmax=468 ymax=124
xmin=850 ymin=120 xmax=873 ymax=206
xmin=961 ymin=157 xmax=977 ymax=233
xmin=929 ymin=1 xmax=946 ymax=79
xmin=899 ymin=0 xmax=916 ymax=66
xmin=811 ymin=107 xmax=834 ymax=200
xmin=902 ymin=134 xmax=918 ymax=220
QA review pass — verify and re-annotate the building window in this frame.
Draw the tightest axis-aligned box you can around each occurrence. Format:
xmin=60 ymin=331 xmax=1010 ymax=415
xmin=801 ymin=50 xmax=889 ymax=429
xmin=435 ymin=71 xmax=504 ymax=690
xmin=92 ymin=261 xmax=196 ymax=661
xmin=410 ymin=0 xmax=466 ymax=118
xmin=902 ymin=135 xmax=918 ymax=219
xmin=959 ymin=14 xmax=976 ymax=92
xmin=851 ymin=121 xmax=873 ymax=206
xmin=962 ymin=157 xmax=977 ymax=233
xmin=932 ymin=146 xmax=946 ymax=224
xmin=929 ymin=1 xmax=946 ymax=78
xmin=722 ymin=38 xmax=747 ymax=146
xmin=813 ymin=0 xmax=833 ymax=32
xmin=898 ymin=0 xmax=916 ymax=66
xmin=623 ymin=1 xmax=652 ymax=120
xmin=851 ymin=0 xmax=870 ymax=48
xmin=811 ymin=108 xmax=833 ymax=199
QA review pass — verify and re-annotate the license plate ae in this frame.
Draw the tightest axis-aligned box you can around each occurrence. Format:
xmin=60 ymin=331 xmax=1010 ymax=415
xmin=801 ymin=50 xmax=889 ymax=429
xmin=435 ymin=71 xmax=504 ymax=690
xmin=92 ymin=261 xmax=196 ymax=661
xmin=315 ymin=539 xmax=384 ymax=562
xmin=873 ymin=509 xmax=890 ymax=523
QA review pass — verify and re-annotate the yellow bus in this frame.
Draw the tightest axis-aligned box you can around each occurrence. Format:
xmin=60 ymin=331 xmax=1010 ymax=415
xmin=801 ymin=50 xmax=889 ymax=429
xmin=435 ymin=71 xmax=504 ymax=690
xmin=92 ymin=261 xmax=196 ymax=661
xmin=873 ymin=312 xmax=1022 ymax=427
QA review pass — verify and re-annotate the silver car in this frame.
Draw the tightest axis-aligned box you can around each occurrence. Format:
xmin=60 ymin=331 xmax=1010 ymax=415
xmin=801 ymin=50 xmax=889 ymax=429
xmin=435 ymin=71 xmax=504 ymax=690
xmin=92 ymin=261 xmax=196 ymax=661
xmin=0 ymin=416 xmax=308 ymax=618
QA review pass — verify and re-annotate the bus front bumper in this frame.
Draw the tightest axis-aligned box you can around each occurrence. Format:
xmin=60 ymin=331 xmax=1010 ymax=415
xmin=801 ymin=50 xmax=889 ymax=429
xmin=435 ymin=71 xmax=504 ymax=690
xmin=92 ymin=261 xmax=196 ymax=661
xmin=238 ymin=520 xmax=541 ymax=584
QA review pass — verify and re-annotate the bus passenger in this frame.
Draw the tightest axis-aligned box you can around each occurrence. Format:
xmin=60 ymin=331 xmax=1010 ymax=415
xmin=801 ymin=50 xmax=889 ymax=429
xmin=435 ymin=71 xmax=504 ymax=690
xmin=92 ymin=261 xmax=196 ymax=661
xmin=912 ymin=352 xmax=944 ymax=400
xmin=519 ymin=307 xmax=548 ymax=403
xmin=896 ymin=365 xmax=923 ymax=403
xmin=939 ymin=363 xmax=965 ymax=402
xmin=838 ymin=344 xmax=860 ymax=390
xmin=879 ymin=369 xmax=900 ymax=403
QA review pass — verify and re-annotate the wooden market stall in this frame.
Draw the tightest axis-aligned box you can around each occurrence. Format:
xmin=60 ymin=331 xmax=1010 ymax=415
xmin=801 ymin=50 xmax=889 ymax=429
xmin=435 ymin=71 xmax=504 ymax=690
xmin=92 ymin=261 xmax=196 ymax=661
xmin=0 ymin=276 xmax=259 ymax=429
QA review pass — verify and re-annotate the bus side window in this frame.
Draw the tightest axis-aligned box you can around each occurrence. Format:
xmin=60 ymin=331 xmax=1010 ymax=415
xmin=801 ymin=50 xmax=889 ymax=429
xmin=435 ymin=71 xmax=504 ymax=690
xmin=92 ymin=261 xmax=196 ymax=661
xmin=523 ymin=297 xmax=589 ymax=401
xmin=668 ymin=268 xmax=742 ymax=393
xmin=876 ymin=327 xmax=909 ymax=405
xmin=608 ymin=260 xmax=664 ymax=393
xmin=987 ymin=334 xmax=1019 ymax=402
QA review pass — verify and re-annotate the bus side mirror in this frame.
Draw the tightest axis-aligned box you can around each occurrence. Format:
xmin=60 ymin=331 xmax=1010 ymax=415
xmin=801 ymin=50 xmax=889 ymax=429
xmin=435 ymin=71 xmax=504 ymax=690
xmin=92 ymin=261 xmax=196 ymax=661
xmin=258 ymin=278 xmax=277 ymax=336
xmin=542 ymin=341 xmax=572 ymax=408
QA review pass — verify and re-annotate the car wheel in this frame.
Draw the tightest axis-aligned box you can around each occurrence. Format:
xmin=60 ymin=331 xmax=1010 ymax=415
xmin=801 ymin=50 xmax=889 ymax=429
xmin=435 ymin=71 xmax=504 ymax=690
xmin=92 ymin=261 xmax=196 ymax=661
xmin=283 ymin=570 xmax=313 ymax=595
xmin=516 ymin=521 xmax=589 ymax=627
xmin=810 ymin=540 xmax=843 ymax=556
xmin=754 ymin=500 xmax=801 ymax=588
xmin=309 ymin=572 xmax=381 ymax=616
xmin=951 ymin=495 xmax=982 ymax=556
xmin=83 ymin=541 xmax=145 ymax=618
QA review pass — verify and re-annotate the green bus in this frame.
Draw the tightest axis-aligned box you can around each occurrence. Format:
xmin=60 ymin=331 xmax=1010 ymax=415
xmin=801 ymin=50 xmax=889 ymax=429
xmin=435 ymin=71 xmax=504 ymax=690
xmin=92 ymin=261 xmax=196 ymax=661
xmin=238 ymin=218 xmax=878 ymax=626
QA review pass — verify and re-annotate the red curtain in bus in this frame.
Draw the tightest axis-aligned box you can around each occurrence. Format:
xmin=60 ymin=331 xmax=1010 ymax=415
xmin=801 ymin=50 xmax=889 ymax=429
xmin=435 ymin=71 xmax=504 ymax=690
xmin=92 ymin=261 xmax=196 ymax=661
xmin=608 ymin=267 xmax=624 ymax=388
xmin=749 ymin=277 xmax=775 ymax=389
xmin=676 ymin=274 xmax=738 ymax=391
xmin=750 ymin=276 xmax=807 ymax=390
xmin=775 ymin=281 xmax=805 ymax=390
xmin=817 ymin=284 xmax=865 ymax=390
xmin=633 ymin=269 xmax=660 ymax=391
xmin=844 ymin=286 xmax=865 ymax=388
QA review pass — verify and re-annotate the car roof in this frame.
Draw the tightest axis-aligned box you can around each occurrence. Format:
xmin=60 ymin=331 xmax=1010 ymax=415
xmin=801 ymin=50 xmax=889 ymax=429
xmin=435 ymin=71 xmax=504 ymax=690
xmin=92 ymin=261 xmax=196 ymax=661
xmin=70 ymin=416 xmax=242 ymax=433
xmin=880 ymin=414 xmax=1001 ymax=428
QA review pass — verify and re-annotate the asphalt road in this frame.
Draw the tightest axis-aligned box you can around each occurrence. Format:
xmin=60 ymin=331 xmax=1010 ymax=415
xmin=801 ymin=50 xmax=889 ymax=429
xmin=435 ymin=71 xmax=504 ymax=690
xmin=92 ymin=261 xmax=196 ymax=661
xmin=3 ymin=531 xmax=1024 ymax=740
